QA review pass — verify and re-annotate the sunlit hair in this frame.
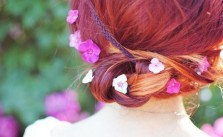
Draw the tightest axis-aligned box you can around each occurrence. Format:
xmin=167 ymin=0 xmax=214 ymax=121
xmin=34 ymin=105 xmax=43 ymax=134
xmin=71 ymin=0 xmax=223 ymax=107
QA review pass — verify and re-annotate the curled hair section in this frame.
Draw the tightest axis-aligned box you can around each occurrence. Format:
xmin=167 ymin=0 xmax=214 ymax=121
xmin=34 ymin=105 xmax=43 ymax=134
xmin=70 ymin=0 xmax=223 ymax=107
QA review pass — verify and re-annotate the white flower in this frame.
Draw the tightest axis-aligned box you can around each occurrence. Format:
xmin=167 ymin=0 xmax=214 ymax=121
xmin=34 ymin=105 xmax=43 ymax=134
xmin=220 ymin=50 xmax=223 ymax=59
xmin=23 ymin=117 xmax=70 ymax=137
xmin=82 ymin=69 xmax=94 ymax=84
xmin=148 ymin=58 xmax=165 ymax=74
xmin=112 ymin=74 xmax=128 ymax=94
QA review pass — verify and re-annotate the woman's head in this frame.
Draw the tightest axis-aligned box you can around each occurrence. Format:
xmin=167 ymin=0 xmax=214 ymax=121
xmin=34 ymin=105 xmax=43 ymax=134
xmin=70 ymin=0 xmax=223 ymax=107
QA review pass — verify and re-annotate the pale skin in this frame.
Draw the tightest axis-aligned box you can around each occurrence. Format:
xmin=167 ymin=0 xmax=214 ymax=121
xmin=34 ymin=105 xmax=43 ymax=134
xmin=52 ymin=95 xmax=210 ymax=137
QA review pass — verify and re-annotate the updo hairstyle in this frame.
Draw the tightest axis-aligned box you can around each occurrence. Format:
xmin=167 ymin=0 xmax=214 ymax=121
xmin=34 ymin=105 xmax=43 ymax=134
xmin=70 ymin=0 xmax=223 ymax=107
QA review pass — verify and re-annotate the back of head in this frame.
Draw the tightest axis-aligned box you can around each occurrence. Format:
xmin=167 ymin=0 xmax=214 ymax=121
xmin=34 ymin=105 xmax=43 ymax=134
xmin=70 ymin=0 xmax=223 ymax=107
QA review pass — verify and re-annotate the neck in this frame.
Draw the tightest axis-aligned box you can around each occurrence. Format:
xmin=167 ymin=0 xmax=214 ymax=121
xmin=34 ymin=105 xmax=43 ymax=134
xmin=106 ymin=95 xmax=187 ymax=114
xmin=101 ymin=95 xmax=189 ymax=124
xmin=95 ymin=96 xmax=194 ymax=136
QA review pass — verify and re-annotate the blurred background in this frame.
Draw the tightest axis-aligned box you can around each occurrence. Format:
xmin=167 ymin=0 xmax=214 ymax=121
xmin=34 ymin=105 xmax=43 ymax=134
xmin=0 ymin=0 xmax=223 ymax=137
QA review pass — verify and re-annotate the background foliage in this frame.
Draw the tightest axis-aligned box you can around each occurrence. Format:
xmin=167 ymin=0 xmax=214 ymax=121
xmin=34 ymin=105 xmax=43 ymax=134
xmin=0 ymin=0 xmax=222 ymax=136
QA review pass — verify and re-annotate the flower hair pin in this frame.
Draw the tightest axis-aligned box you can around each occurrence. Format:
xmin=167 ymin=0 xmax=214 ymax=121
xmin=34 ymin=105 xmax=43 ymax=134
xmin=82 ymin=70 xmax=94 ymax=84
xmin=112 ymin=74 xmax=128 ymax=94
xmin=78 ymin=40 xmax=101 ymax=64
xmin=67 ymin=9 xmax=101 ymax=64
xmin=66 ymin=10 xmax=79 ymax=24
xmin=196 ymin=57 xmax=210 ymax=75
xmin=82 ymin=70 xmax=129 ymax=95
xmin=166 ymin=78 xmax=181 ymax=94
xmin=220 ymin=50 xmax=223 ymax=59
xmin=148 ymin=58 xmax=165 ymax=74
xmin=67 ymin=8 xmax=182 ymax=96
xmin=69 ymin=30 xmax=82 ymax=49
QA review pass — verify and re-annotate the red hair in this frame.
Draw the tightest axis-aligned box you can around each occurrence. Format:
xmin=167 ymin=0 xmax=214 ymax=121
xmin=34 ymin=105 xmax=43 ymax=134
xmin=71 ymin=0 xmax=223 ymax=107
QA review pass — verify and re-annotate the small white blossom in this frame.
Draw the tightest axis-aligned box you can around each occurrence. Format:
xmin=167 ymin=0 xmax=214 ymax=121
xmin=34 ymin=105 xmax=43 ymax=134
xmin=112 ymin=74 xmax=128 ymax=94
xmin=82 ymin=70 xmax=94 ymax=84
xmin=220 ymin=50 xmax=223 ymax=59
xmin=148 ymin=58 xmax=165 ymax=74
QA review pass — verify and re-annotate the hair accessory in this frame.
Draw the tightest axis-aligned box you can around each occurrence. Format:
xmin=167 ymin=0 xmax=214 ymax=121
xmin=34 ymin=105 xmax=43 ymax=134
xmin=197 ymin=57 xmax=210 ymax=75
xmin=166 ymin=78 xmax=181 ymax=94
xmin=66 ymin=10 xmax=79 ymax=24
xmin=69 ymin=30 xmax=82 ymax=49
xmin=112 ymin=74 xmax=128 ymax=94
xmin=220 ymin=50 xmax=223 ymax=59
xmin=82 ymin=69 xmax=94 ymax=84
xmin=148 ymin=58 xmax=165 ymax=74
xmin=66 ymin=8 xmax=101 ymax=64
xmin=88 ymin=3 xmax=135 ymax=63
xmin=78 ymin=39 xmax=101 ymax=64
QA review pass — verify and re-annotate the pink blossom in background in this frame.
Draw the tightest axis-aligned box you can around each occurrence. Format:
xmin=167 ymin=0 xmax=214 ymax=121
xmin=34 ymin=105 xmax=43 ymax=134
xmin=45 ymin=90 xmax=82 ymax=122
xmin=201 ymin=124 xmax=219 ymax=137
xmin=0 ymin=116 xmax=19 ymax=137
xmin=0 ymin=105 xmax=3 ymax=115
xmin=95 ymin=102 xmax=105 ymax=112
xmin=214 ymin=118 xmax=223 ymax=136
xmin=201 ymin=117 xmax=223 ymax=137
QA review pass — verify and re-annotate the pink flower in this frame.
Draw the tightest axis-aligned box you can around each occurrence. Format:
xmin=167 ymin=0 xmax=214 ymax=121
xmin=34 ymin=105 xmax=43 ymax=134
xmin=45 ymin=90 xmax=81 ymax=122
xmin=66 ymin=10 xmax=78 ymax=24
xmin=0 ymin=116 xmax=19 ymax=137
xmin=69 ymin=30 xmax=82 ymax=49
xmin=198 ymin=57 xmax=210 ymax=73
xmin=214 ymin=118 xmax=223 ymax=136
xmin=78 ymin=39 xmax=101 ymax=63
xmin=201 ymin=124 xmax=220 ymax=137
xmin=148 ymin=58 xmax=165 ymax=74
xmin=166 ymin=78 xmax=181 ymax=94
xmin=201 ymin=117 xmax=223 ymax=137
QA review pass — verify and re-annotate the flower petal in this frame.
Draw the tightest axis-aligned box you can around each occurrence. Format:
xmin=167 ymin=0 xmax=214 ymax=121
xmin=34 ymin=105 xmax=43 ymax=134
xmin=112 ymin=74 xmax=128 ymax=94
xmin=166 ymin=78 xmax=181 ymax=94
xmin=117 ymin=74 xmax=127 ymax=82
xmin=78 ymin=40 xmax=92 ymax=52
xmin=151 ymin=58 xmax=159 ymax=64
xmin=78 ymin=39 xmax=101 ymax=63
xmin=113 ymin=82 xmax=128 ymax=94
xmin=81 ymin=52 xmax=99 ymax=63
xmin=66 ymin=10 xmax=79 ymax=24
xmin=220 ymin=50 xmax=223 ymax=59
xmin=198 ymin=57 xmax=210 ymax=73
xmin=148 ymin=58 xmax=165 ymax=74
xmin=82 ymin=70 xmax=94 ymax=83
xmin=69 ymin=31 xmax=81 ymax=49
